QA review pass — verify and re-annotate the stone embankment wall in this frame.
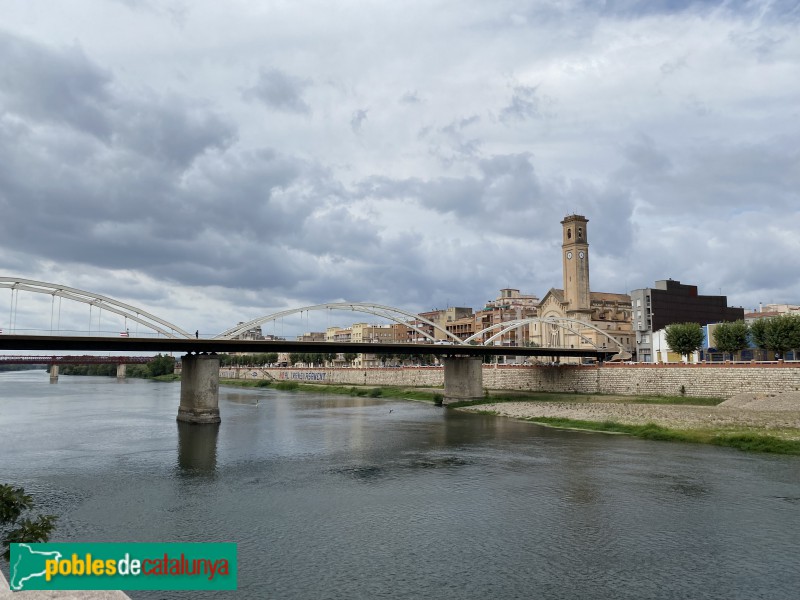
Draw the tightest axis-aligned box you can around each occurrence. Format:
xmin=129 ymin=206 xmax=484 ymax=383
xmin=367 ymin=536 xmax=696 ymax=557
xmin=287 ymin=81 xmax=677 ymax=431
xmin=221 ymin=366 xmax=445 ymax=387
xmin=221 ymin=363 xmax=800 ymax=399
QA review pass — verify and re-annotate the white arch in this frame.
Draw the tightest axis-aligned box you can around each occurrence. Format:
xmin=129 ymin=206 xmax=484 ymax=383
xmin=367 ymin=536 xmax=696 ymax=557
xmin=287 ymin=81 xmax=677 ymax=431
xmin=464 ymin=316 xmax=625 ymax=352
xmin=0 ymin=277 xmax=192 ymax=338
xmin=216 ymin=302 xmax=464 ymax=343
xmin=483 ymin=319 xmax=596 ymax=348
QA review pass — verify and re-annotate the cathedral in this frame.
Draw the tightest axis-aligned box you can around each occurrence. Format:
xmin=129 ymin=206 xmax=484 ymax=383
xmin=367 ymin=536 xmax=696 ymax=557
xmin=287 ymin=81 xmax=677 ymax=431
xmin=529 ymin=215 xmax=634 ymax=358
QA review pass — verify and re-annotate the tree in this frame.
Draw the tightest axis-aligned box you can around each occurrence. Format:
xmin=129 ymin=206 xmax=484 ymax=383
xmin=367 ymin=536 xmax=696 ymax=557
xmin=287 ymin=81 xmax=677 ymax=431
xmin=751 ymin=314 xmax=800 ymax=359
xmin=343 ymin=353 xmax=358 ymax=365
xmin=1 ymin=484 xmax=57 ymax=560
xmin=147 ymin=354 xmax=176 ymax=377
xmin=749 ymin=318 xmax=767 ymax=353
xmin=664 ymin=322 xmax=704 ymax=362
xmin=713 ymin=320 xmax=749 ymax=360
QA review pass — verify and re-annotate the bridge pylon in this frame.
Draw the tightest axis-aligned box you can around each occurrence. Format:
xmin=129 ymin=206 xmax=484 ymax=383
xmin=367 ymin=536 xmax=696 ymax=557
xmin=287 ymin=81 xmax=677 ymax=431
xmin=177 ymin=354 xmax=221 ymax=425
xmin=442 ymin=356 xmax=483 ymax=404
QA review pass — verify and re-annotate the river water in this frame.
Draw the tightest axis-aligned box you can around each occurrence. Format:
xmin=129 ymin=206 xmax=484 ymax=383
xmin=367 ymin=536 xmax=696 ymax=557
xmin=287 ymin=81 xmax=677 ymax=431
xmin=1 ymin=370 xmax=799 ymax=599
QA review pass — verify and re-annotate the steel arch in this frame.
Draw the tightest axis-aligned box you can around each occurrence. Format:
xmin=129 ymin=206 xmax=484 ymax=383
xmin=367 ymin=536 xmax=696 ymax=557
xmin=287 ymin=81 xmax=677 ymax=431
xmin=0 ymin=277 xmax=192 ymax=338
xmin=216 ymin=302 xmax=464 ymax=343
xmin=464 ymin=316 xmax=625 ymax=353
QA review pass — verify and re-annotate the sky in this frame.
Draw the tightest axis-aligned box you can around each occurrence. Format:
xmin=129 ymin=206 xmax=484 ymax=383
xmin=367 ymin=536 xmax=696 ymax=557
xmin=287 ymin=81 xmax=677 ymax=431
xmin=1 ymin=0 xmax=799 ymax=338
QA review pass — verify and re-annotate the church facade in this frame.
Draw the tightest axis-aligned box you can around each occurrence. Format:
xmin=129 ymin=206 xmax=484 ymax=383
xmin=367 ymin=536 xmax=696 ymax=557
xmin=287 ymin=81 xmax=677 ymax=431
xmin=529 ymin=215 xmax=634 ymax=359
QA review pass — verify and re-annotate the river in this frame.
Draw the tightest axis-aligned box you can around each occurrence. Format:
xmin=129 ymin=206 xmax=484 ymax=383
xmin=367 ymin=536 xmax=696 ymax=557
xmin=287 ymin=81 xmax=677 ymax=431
xmin=1 ymin=370 xmax=799 ymax=599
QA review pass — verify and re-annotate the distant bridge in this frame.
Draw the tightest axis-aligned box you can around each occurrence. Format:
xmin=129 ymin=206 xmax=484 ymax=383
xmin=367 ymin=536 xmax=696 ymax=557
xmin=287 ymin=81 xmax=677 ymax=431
xmin=0 ymin=355 xmax=156 ymax=365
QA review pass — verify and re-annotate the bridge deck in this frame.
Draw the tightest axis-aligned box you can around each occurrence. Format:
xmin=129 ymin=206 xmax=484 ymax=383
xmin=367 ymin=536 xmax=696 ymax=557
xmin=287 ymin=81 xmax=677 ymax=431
xmin=0 ymin=335 xmax=613 ymax=359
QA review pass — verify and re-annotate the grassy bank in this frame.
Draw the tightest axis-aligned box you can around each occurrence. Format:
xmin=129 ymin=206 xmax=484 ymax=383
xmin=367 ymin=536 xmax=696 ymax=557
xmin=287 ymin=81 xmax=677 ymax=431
xmin=488 ymin=415 xmax=800 ymax=455
xmin=446 ymin=392 xmax=722 ymax=409
xmin=152 ymin=373 xmax=181 ymax=382
xmin=219 ymin=379 xmax=443 ymax=403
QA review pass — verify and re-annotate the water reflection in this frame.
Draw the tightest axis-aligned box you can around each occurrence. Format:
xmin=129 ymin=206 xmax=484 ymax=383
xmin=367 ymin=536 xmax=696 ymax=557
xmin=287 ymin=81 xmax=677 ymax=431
xmin=176 ymin=421 xmax=219 ymax=474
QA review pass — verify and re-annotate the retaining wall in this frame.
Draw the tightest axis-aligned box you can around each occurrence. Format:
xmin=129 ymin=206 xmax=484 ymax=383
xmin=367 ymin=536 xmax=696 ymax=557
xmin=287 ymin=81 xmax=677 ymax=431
xmin=221 ymin=363 xmax=800 ymax=399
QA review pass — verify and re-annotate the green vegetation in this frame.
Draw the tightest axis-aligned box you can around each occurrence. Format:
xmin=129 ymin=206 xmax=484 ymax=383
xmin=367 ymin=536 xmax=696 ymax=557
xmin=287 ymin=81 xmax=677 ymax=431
xmin=58 ymin=354 xmax=176 ymax=379
xmin=274 ymin=381 xmax=299 ymax=391
xmin=1 ymin=484 xmax=57 ymax=560
xmin=445 ymin=391 xmax=722 ymax=409
xmin=710 ymin=433 xmax=800 ymax=454
xmin=151 ymin=373 xmax=181 ymax=382
xmin=218 ymin=352 xmax=279 ymax=367
xmin=515 ymin=417 xmax=800 ymax=455
xmin=0 ymin=365 xmax=44 ymax=373
xmin=219 ymin=379 xmax=443 ymax=402
xmin=713 ymin=320 xmax=750 ymax=360
xmin=669 ymin=316 xmax=800 ymax=360
xmin=664 ymin=322 xmax=705 ymax=360
xmin=220 ymin=381 xmax=723 ymax=408
xmin=749 ymin=313 xmax=800 ymax=359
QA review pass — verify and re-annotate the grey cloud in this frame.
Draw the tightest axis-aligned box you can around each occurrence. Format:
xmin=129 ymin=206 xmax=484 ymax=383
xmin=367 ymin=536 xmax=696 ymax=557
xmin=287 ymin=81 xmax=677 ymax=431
xmin=298 ymin=206 xmax=380 ymax=257
xmin=620 ymin=135 xmax=673 ymax=178
xmin=660 ymin=56 xmax=688 ymax=75
xmin=356 ymin=151 xmax=636 ymax=260
xmin=0 ymin=30 xmax=112 ymax=138
xmin=243 ymin=68 xmax=312 ymax=114
xmin=400 ymin=91 xmax=421 ymax=104
xmin=117 ymin=97 xmax=237 ymax=168
xmin=616 ymin=135 xmax=800 ymax=217
xmin=500 ymin=85 xmax=542 ymax=123
xmin=351 ymin=109 xmax=368 ymax=133
xmin=423 ymin=116 xmax=482 ymax=164
xmin=359 ymin=153 xmax=543 ymax=233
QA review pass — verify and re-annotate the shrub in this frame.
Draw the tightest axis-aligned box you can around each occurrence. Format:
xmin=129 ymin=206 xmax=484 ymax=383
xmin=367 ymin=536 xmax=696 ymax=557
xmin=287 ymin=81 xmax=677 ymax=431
xmin=1 ymin=484 xmax=57 ymax=560
xmin=274 ymin=381 xmax=299 ymax=391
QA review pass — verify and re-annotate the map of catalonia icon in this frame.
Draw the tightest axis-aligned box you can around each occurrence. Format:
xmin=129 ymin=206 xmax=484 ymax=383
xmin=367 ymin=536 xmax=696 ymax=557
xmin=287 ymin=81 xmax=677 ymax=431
xmin=10 ymin=543 xmax=63 ymax=591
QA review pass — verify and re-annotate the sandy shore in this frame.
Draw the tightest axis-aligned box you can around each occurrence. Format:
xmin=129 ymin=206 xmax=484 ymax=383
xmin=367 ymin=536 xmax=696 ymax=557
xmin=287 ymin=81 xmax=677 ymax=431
xmin=459 ymin=391 xmax=800 ymax=434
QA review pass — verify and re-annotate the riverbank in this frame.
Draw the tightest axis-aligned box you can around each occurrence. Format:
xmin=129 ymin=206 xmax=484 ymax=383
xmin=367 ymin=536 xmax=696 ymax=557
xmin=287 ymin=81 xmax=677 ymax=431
xmin=220 ymin=379 xmax=800 ymax=455
xmin=456 ymin=391 xmax=800 ymax=454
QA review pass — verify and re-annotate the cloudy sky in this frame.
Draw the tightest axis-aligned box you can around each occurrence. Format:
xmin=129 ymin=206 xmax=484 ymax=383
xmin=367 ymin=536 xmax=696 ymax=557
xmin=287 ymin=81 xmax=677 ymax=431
xmin=1 ymin=0 xmax=798 ymax=337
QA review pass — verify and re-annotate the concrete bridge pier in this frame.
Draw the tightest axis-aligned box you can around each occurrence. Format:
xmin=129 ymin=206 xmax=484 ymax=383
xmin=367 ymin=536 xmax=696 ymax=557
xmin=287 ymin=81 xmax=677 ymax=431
xmin=49 ymin=364 xmax=59 ymax=383
xmin=177 ymin=353 xmax=221 ymax=424
xmin=442 ymin=356 xmax=484 ymax=405
xmin=116 ymin=363 xmax=127 ymax=380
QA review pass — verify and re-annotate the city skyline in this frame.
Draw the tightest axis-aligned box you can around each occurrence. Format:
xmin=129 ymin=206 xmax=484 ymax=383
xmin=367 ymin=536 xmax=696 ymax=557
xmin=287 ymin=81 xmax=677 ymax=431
xmin=1 ymin=1 xmax=798 ymax=336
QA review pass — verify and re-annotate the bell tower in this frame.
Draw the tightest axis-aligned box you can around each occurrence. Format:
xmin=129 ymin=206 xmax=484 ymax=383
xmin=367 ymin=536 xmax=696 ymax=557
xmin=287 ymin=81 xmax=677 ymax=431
xmin=561 ymin=214 xmax=591 ymax=313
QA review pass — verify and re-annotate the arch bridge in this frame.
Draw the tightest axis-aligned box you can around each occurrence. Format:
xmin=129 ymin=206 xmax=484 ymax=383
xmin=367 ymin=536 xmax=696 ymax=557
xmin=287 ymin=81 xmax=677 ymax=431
xmin=1 ymin=276 xmax=619 ymax=423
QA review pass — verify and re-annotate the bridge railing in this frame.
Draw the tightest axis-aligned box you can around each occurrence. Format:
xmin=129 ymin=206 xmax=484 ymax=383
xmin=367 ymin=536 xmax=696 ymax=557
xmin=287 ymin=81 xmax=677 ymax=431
xmin=0 ymin=328 xmax=183 ymax=338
